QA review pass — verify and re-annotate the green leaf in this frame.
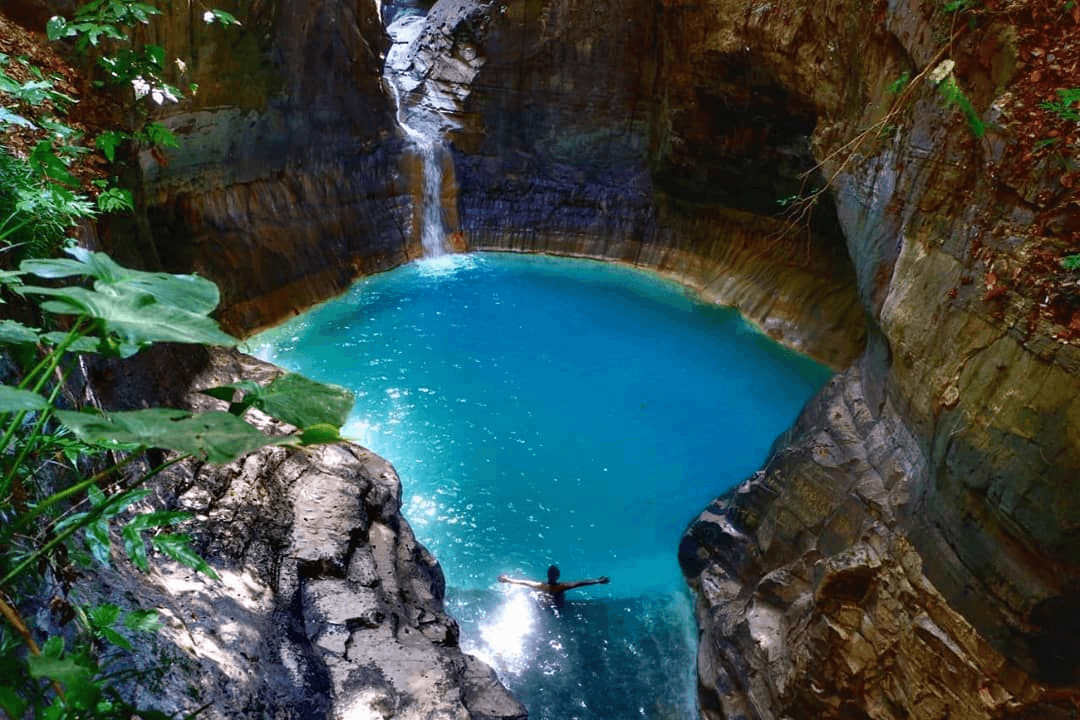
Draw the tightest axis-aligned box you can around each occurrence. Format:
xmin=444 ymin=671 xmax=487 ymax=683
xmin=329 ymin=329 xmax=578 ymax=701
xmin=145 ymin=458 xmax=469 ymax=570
xmin=123 ymin=609 xmax=162 ymax=633
xmin=46 ymin=15 xmax=76 ymax=41
xmin=55 ymin=408 xmax=294 ymax=463
xmin=41 ymin=635 xmax=64 ymax=657
xmin=29 ymin=141 xmax=79 ymax=187
xmin=94 ymin=130 xmax=128 ymax=162
xmin=40 ymin=331 xmax=102 ymax=353
xmin=143 ymin=44 xmax=166 ymax=70
xmin=126 ymin=509 xmax=188 ymax=531
xmin=0 ymin=107 xmax=35 ymax=129
xmin=152 ymin=533 xmax=218 ymax=578
xmin=203 ymin=8 xmax=241 ymax=25
xmin=98 ymin=626 xmax=132 ymax=651
xmin=24 ymin=247 xmax=225 ymax=315
xmin=87 ymin=603 xmax=121 ymax=629
xmin=96 ymin=186 xmax=133 ymax=212
xmin=143 ymin=122 xmax=179 ymax=149
xmin=261 ymin=374 xmax=354 ymax=428
xmin=0 ymin=319 xmax=40 ymax=344
xmin=0 ymin=385 xmax=48 ymax=412
xmin=299 ymin=423 xmax=343 ymax=445
xmin=205 ymin=374 xmax=354 ymax=429
xmin=28 ymin=284 xmax=237 ymax=349
xmin=85 ymin=517 xmax=112 ymax=566
xmin=0 ymin=269 xmax=24 ymax=289
xmin=28 ymin=654 xmax=92 ymax=685
xmin=121 ymin=523 xmax=148 ymax=572
xmin=0 ymin=685 xmax=27 ymax=719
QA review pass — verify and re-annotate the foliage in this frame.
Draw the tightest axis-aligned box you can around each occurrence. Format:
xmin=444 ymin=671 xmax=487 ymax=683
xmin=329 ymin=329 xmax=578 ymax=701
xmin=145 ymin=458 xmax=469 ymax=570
xmin=887 ymin=71 xmax=911 ymax=94
xmin=1040 ymin=88 xmax=1080 ymax=123
xmin=0 ymin=5 xmax=337 ymax=718
xmin=0 ymin=55 xmax=97 ymax=263
xmin=929 ymin=60 xmax=985 ymax=138
xmin=1062 ymin=254 xmax=1080 ymax=271
xmin=0 ymin=247 xmax=356 ymax=719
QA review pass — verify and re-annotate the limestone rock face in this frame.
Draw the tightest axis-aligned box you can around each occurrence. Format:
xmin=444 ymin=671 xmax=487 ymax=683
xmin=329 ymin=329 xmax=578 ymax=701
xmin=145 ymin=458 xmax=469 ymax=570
xmin=81 ymin=0 xmax=415 ymax=335
xmin=80 ymin=347 xmax=526 ymax=720
xmin=442 ymin=0 xmax=866 ymax=368
xmin=672 ymin=0 xmax=1080 ymax=715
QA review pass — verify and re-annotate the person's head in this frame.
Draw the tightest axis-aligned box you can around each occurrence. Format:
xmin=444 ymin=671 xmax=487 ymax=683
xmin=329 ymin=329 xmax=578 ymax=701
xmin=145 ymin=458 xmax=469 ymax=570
xmin=547 ymin=565 xmax=560 ymax=584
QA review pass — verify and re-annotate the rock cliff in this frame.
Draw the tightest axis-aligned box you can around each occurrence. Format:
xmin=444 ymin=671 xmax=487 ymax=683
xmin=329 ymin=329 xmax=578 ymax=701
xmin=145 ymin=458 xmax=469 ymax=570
xmin=104 ymin=0 xmax=413 ymax=335
xmin=670 ymin=0 xmax=1080 ymax=716
xmin=79 ymin=346 xmax=525 ymax=720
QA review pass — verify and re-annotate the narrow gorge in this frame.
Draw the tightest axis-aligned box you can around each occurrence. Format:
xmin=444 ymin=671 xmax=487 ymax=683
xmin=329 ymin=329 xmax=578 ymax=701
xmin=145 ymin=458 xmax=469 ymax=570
xmin=3 ymin=0 xmax=1078 ymax=717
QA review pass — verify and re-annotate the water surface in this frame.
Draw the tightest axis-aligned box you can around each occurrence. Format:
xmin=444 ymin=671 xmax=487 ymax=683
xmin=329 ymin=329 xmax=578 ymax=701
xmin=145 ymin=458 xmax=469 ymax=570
xmin=249 ymin=253 xmax=831 ymax=719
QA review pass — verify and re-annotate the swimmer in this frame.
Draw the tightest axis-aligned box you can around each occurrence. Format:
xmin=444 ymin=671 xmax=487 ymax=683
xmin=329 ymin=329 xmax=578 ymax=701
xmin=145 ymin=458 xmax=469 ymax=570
xmin=498 ymin=565 xmax=609 ymax=609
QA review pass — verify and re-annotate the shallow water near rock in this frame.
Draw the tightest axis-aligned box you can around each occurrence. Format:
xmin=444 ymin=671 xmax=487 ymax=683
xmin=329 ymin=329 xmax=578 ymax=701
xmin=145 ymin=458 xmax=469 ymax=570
xmin=249 ymin=252 xmax=831 ymax=719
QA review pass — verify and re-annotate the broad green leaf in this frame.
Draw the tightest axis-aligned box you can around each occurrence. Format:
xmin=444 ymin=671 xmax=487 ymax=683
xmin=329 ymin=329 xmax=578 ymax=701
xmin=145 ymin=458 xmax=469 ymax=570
xmin=0 ymin=385 xmax=48 ymax=412
xmin=27 ymin=654 xmax=92 ymax=685
xmin=123 ymin=609 xmax=162 ymax=633
xmin=94 ymin=130 xmax=128 ymax=162
xmin=0 ymin=319 xmax=39 ymax=344
xmin=23 ymin=247 xmax=224 ymax=316
xmin=56 ymin=407 xmax=187 ymax=450
xmin=22 ymin=247 xmax=126 ymax=280
xmin=260 ymin=374 xmax=354 ymax=428
xmin=87 ymin=603 xmax=121 ymax=628
xmin=85 ymin=517 xmax=112 ymax=566
xmin=55 ymin=408 xmax=293 ymax=463
xmin=121 ymin=523 xmax=148 ymax=572
xmin=40 ymin=331 xmax=102 ymax=353
xmin=152 ymin=533 xmax=218 ymax=578
xmin=98 ymin=626 xmax=132 ymax=651
xmin=299 ymin=423 xmax=343 ymax=445
xmin=28 ymin=284 xmax=237 ymax=348
xmin=0 ymin=107 xmax=34 ymax=129
xmin=0 ymin=269 xmax=23 ymax=288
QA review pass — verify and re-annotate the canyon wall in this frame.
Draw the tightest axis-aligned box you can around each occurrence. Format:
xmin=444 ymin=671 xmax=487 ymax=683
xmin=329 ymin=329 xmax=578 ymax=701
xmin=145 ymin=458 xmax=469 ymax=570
xmin=109 ymin=0 xmax=414 ymax=335
xmin=666 ymin=0 xmax=1080 ymax=717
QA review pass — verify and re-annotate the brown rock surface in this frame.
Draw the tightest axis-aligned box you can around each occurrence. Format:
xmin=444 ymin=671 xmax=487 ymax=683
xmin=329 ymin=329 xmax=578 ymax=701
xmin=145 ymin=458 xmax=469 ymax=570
xmin=674 ymin=0 xmax=1080 ymax=716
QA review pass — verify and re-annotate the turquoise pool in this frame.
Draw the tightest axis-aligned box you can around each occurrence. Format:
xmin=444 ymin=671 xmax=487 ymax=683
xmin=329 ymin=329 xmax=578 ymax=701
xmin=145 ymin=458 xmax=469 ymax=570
xmin=249 ymin=252 xmax=831 ymax=719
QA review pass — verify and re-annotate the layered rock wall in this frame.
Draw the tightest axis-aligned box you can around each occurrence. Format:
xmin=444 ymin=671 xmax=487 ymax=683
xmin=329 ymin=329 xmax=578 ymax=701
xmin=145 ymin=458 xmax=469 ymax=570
xmin=676 ymin=0 xmax=1080 ymax=716
xmin=99 ymin=0 xmax=414 ymax=335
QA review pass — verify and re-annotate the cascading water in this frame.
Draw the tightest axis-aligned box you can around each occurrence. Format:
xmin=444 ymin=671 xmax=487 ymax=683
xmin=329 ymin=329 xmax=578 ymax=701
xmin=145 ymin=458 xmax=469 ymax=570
xmin=384 ymin=10 xmax=451 ymax=257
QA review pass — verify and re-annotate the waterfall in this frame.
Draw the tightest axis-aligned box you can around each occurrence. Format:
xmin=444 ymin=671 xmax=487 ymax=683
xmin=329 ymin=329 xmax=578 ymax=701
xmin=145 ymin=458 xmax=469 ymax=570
xmin=384 ymin=13 xmax=452 ymax=258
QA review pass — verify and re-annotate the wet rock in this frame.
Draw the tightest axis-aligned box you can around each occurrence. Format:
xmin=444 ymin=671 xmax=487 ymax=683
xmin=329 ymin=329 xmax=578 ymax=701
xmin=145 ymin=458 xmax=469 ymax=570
xmin=76 ymin=346 xmax=525 ymax=720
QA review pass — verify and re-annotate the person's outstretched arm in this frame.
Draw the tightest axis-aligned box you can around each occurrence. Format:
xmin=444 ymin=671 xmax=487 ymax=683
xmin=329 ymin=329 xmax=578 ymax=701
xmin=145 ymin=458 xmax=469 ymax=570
xmin=561 ymin=576 xmax=610 ymax=590
xmin=498 ymin=574 xmax=546 ymax=589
